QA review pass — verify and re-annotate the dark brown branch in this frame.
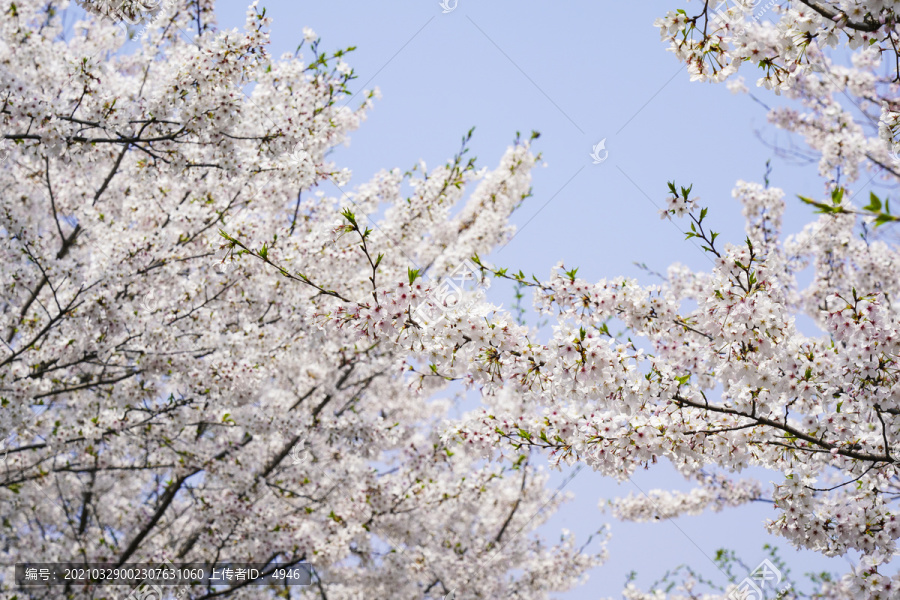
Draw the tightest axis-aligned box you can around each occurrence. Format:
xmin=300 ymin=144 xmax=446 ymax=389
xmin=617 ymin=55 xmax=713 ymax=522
xmin=797 ymin=0 xmax=881 ymax=32
xmin=673 ymin=393 xmax=895 ymax=464
xmin=492 ymin=462 xmax=528 ymax=548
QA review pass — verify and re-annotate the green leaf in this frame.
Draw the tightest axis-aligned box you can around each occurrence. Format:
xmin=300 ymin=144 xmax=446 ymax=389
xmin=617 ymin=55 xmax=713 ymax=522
xmin=798 ymin=194 xmax=841 ymax=215
xmin=864 ymin=192 xmax=882 ymax=212
xmin=831 ymin=187 xmax=844 ymax=205
xmin=340 ymin=207 xmax=357 ymax=227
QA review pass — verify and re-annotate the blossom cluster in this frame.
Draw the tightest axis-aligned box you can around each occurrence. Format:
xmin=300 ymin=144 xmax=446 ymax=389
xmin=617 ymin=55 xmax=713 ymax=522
xmin=654 ymin=1 xmax=892 ymax=90
xmin=607 ymin=473 xmax=764 ymax=522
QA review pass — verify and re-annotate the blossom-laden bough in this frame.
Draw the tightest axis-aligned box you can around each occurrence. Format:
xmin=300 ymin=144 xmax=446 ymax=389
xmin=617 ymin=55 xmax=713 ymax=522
xmin=308 ymin=173 xmax=900 ymax=598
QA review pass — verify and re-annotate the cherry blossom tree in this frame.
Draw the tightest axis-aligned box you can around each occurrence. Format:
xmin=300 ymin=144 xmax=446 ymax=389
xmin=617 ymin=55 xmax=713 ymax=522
xmin=9 ymin=0 xmax=900 ymax=599
xmin=0 ymin=1 xmax=603 ymax=598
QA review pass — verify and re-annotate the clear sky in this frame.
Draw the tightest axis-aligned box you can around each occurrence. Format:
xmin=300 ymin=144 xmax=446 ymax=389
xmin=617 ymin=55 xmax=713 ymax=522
xmin=208 ymin=1 xmax=884 ymax=597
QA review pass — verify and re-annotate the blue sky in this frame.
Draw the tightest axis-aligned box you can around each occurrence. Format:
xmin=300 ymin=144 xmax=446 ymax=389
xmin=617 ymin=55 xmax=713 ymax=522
xmin=208 ymin=1 xmax=878 ymax=597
